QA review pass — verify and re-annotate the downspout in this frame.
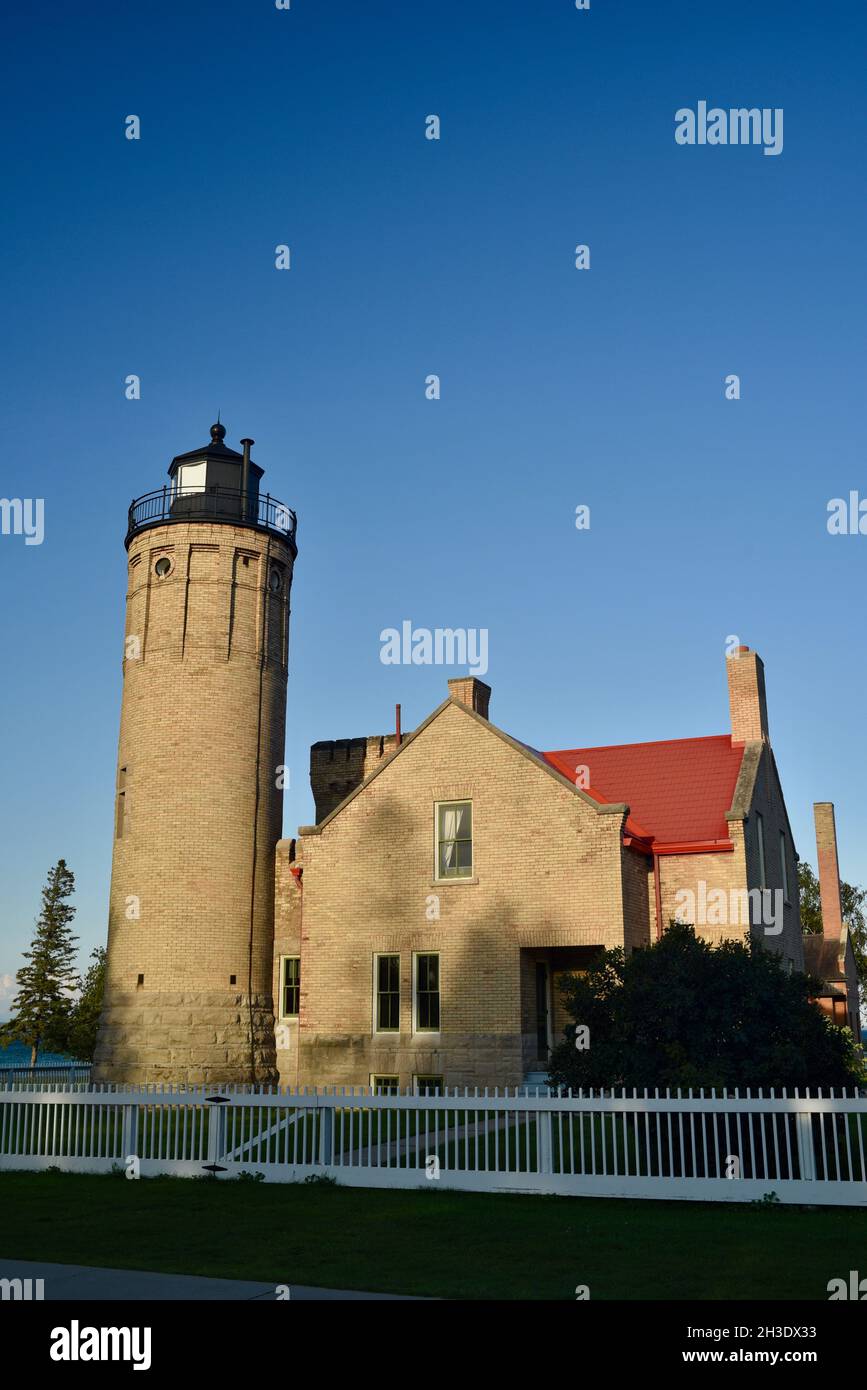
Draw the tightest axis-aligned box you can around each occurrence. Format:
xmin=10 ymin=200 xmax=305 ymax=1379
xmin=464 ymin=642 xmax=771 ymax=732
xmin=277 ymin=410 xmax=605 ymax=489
xmin=653 ymin=852 xmax=663 ymax=941
xmin=289 ymin=862 xmax=303 ymax=1090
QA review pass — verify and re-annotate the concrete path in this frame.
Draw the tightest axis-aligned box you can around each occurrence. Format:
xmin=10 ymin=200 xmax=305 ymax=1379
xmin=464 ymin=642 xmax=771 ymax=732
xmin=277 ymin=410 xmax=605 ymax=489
xmin=0 ymin=1259 xmax=422 ymax=1300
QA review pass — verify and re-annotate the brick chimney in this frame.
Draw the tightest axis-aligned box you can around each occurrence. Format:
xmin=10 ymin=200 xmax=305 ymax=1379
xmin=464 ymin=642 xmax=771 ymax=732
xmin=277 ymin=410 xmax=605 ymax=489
xmin=814 ymin=802 xmax=844 ymax=942
xmin=726 ymin=646 xmax=769 ymax=743
xmin=448 ymin=677 xmax=491 ymax=719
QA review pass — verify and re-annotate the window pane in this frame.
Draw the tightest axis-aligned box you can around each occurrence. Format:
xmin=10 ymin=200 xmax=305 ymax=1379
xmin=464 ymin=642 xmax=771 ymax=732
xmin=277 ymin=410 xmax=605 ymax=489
xmin=419 ymin=955 xmax=438 ymax=991
xmin=454 ymin=803 xmax=471 ymax=838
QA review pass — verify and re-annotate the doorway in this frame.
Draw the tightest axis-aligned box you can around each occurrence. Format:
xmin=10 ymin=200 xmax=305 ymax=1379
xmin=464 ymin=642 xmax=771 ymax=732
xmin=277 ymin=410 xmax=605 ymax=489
xmin=535 ymin=961 xmax=551 ymax=1060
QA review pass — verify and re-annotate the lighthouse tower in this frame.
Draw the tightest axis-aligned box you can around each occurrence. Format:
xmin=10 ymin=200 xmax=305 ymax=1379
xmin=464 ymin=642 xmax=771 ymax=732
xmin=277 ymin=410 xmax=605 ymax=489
xmin=93 ymin=423 xmax=297 ymax=1085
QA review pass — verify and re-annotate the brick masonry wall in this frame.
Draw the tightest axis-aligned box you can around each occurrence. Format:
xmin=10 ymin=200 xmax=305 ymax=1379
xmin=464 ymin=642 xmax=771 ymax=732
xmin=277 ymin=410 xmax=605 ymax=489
xmin=292 ymin=700 xmax=634 ymax=1091
xmin=655 ymin=747 xmax=803 ymax=971
xmin=310 ymin=734 xmax=401 ymax=822
xmin=93 ymin=520 xmax=293 ymax=1085
xmin=740 ymin=746 xmax=803 ymax=969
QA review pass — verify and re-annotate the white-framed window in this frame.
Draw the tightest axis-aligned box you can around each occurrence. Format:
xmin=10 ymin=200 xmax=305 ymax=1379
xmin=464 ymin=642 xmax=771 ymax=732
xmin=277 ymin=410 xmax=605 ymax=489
xmin=779 ymin=830 xmax=789 ymax=901
xmin=413 ymin=1074 xmax=444 ymax=1096
xmin=371 ymin=1074 xmax=399 ymax=1095
xmin=280 ymin=956 xmax=300 ymax=1018
xmin=413 ymin=953 xmax=440 ymax=1032
xmin=373 ymin=954 xmax=400 ymax=1033
xmin=755 ymin=812 xmax=766 ymax=889
xmin=435 ymin=800 xmax=473 ymax=879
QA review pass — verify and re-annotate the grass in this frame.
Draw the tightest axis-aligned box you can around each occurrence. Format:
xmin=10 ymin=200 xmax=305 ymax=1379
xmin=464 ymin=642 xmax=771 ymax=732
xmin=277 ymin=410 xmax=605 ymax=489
xmin=0 ymin=1169 xmax=864 ymax=1299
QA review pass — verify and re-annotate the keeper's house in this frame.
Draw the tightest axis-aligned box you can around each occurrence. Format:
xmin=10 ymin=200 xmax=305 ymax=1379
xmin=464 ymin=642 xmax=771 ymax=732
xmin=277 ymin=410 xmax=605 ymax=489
xmin=274 ymin=647 xmax=856 ymax=1092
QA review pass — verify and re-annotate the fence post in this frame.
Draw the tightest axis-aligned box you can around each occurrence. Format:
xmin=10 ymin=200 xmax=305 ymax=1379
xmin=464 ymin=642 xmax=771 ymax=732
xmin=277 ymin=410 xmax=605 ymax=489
xmin=206 ymin=1102 xmax=229 ymax=1170
xmin=121 ymin=1104 xmax=139 ymax=1164
xmin=796 ymin=1110 xmax=816 ymax=1181
xmin=318 ymin=1099 xmax=333 ymax=1168
xmin=537 ymin=1105 xmax=553 ymax=1175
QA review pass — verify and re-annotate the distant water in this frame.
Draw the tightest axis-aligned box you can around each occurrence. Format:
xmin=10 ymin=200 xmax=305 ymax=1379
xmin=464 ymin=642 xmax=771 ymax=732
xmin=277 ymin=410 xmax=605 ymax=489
xmin=0 ymin=1041 xmax=78 ymax=1067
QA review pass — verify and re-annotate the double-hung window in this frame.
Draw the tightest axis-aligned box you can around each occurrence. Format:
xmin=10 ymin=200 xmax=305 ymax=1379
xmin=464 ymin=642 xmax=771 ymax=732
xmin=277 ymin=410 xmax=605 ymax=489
xmin=375 ymin=954 xmax=400 ymax=1032
xmin=281 ymin=957 xmax=300 ymax=1017
xmin=414 ymin=953 xmax=440 ymax=1032
xmin=436 ymin=801 xmax=472 ymax=879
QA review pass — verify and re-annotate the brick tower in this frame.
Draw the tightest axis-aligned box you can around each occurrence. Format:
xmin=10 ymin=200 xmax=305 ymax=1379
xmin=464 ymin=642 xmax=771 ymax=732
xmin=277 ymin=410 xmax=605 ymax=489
xmin=92 ymin=423 xmax=297 ymax=1085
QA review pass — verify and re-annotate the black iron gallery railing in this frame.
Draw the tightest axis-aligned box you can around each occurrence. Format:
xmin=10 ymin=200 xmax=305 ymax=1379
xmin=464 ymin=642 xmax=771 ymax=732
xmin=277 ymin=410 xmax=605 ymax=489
xmin=126 ymin=486 xmax=298 ymax=549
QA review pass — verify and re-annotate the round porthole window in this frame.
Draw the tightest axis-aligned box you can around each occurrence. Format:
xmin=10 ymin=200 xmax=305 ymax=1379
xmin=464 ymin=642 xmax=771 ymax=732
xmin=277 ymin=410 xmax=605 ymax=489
xmin=154 ymin=556 xmax=172 ymax=578
xmin=269 ymin=568 xmax=283 ymax=593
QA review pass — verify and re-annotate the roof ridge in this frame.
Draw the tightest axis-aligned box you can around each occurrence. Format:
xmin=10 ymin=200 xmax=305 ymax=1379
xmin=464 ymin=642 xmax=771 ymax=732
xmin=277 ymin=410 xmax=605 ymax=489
xmin=544 ymin=733 xmax=732 ymax=755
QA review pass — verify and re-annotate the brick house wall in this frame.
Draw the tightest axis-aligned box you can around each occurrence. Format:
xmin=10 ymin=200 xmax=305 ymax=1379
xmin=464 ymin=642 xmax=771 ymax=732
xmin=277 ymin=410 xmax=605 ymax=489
xmin=290 ymin=694 xmax=634 ymax=1091
xmin=271 ymin=649 xmax=812 ymax=1091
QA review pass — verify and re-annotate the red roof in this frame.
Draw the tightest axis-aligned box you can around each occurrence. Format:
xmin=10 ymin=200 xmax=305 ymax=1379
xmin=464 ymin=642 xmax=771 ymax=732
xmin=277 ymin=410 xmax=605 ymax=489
xmin=542 ymin=735 xmax=744 ymax=851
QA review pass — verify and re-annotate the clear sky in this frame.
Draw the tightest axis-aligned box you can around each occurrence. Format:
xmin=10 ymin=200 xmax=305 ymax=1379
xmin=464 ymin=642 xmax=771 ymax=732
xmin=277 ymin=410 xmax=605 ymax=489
xmin=1 ymin=0 xmax=865 ymax=1012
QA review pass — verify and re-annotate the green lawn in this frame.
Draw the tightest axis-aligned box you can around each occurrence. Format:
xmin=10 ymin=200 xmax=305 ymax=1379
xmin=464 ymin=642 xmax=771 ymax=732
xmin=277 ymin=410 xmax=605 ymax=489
xmin=0 ymin=1170 xmax=863 ymax=1299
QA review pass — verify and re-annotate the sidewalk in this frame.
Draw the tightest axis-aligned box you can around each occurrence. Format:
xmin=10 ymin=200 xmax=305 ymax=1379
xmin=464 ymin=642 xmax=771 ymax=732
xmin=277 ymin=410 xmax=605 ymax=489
xmin=0 ymin=1259 xmax=423 ymax=1300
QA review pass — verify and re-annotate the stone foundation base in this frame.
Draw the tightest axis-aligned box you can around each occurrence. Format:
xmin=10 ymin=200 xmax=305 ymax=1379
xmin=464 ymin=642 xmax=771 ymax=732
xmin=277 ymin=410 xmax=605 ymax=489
xmin=92 ymin=991 xmax=277 ymax=1086
xmin=294 ymin=1032 xmax=524 ymax=1092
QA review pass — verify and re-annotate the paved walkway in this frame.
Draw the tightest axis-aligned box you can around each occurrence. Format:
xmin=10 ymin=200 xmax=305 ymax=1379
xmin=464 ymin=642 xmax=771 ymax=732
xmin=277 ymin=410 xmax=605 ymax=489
xmin=0 ymin=1259 xmax=421 ymax=1301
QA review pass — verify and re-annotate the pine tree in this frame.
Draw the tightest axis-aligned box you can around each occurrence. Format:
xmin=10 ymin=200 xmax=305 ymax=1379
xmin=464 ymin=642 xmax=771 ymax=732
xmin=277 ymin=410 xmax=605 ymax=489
xmin=64 ymin=947 xmax=106 ymax=1062
xmin=0 ymin=860 xmax=80 ymax=1066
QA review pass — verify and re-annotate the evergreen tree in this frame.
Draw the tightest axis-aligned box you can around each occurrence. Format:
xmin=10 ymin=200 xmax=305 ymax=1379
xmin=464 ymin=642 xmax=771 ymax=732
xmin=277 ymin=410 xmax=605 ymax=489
xmin=0 ymin=861 xmax=80 ymax=1065
xmin=799 ymin=860 xmax=867 ymax=985
xmin=64 ymin=947 xmax=106 ymax=1062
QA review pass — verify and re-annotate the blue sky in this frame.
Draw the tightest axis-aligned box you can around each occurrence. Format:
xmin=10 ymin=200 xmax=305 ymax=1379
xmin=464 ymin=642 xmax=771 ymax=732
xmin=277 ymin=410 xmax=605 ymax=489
xmin=1 ymin=0 xmax=865 ymax=1007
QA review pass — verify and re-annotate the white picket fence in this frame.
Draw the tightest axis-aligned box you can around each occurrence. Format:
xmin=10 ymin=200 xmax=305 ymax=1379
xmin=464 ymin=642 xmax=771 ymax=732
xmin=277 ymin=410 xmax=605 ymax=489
xmin=2 ymin=1084 xmax=866 ymax=1205
xmin=0 ymin=1063 xmax=91 ymax=1087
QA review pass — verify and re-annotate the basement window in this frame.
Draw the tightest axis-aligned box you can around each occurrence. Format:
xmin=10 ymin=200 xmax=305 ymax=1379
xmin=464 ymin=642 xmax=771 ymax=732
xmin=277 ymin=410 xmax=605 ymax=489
xmin=371 ymin=1075 xmax=399 ymax=1095
xmin=414 ymin=1075 xmax=444 ymax=1096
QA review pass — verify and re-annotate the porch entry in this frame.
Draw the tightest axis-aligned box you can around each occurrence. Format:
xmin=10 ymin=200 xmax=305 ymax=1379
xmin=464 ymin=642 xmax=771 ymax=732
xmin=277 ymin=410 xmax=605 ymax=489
xmin=535 ymin=961 xmax=552 ymax=1061
xmin=522 ymin=946 xmax=606 ymax=1073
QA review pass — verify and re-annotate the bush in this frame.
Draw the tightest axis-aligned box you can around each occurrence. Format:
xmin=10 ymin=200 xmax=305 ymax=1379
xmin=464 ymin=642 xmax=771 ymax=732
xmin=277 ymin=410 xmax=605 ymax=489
xmin=548 ymin=922 xmax=865 ymax=1093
